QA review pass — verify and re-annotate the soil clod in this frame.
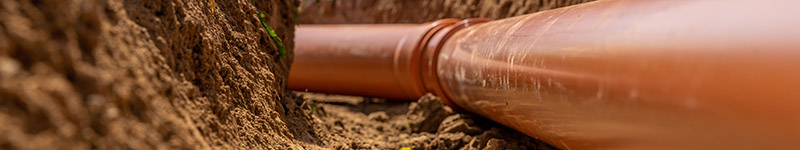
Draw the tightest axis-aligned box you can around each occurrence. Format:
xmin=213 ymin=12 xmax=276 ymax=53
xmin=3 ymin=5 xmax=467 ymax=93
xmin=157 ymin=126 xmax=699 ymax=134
xmin=299 ymin=92 xmax=557 ymax=150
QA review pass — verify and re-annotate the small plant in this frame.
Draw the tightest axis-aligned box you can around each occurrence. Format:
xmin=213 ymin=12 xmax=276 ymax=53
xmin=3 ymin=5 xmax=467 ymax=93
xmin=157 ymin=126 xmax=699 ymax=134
xmin=250 ymin=1 xmax=287 ymax=58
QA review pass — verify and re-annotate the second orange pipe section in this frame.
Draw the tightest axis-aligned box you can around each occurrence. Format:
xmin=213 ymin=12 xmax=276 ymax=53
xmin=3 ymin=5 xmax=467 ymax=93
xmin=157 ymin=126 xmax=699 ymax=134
xmin=291 ymin=0 xmax=800 ymax=149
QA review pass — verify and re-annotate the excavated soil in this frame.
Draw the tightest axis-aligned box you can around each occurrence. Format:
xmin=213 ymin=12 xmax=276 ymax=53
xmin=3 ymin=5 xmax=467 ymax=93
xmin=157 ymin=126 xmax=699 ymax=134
xmin=1 ymin=0 xmax=297 ymax=149
xmin=0 ymin=0 xmax=591 ymax=149
xmin=299 ymin=0 xmax=594 ymax=24
xmin=288 ymin=92 xmax=558 ymax=149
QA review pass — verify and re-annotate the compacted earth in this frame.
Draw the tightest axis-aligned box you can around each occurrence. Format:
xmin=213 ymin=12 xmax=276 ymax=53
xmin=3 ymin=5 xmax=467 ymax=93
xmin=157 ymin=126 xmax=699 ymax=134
xmin=288 ymin=92 xmax=558 ymax=149
xmin=1 ymin=0 xmax=296 ymax=149
xmin=0 ymin=0 xmax=591 ymax=149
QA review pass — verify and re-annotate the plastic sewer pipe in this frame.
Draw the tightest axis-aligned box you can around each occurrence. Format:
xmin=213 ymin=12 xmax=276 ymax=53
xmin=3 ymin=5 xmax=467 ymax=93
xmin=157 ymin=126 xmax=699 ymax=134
xmin=290 ymin=0 xmax=800 ymax=149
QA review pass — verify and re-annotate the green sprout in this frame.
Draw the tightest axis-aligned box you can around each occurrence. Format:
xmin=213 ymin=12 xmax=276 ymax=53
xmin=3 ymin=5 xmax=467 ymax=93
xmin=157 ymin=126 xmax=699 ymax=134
xmin=251 ymin=2 xmax=287 ymax=58
xmin=310 ymin=105 xmax=317 ymax=111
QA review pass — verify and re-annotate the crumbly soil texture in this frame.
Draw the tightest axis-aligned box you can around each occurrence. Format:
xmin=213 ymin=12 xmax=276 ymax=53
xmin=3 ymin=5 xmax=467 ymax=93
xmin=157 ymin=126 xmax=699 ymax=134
xmin=289 ymin=92 xmax=557 ymax=150
xmin=1 ymin=0 xmax=296 ymax=149
xmin=1 ymin=0 xmax=589 ymax=149
xmin=298 ymin=0 xmax=594 ymax=24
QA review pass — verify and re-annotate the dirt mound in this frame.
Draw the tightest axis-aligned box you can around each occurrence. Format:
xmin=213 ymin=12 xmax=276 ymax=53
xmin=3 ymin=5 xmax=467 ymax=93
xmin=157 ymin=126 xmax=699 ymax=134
xmin=295 ymin=92 xmax=556 ymax=150
xmin=0 ymin=0 xmax=298 ymax=149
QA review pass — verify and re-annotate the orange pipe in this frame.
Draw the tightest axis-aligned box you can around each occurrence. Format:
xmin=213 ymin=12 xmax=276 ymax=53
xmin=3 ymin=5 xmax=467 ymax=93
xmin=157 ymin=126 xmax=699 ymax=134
xmin=291 ymin=0 xmax=800 ymax=149
xmin=290 ymin=19 xmax=459 ymax=99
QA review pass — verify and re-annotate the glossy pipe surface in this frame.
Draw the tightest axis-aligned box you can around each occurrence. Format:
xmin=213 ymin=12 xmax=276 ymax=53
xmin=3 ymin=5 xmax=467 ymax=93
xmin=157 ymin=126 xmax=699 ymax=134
xmin=291 ymin=0 xmax=800 ymax=149
xmin=290 ymin=20 xmax=457 ymax=99
xmin=437 ymin=0 xmax=800 ymax=149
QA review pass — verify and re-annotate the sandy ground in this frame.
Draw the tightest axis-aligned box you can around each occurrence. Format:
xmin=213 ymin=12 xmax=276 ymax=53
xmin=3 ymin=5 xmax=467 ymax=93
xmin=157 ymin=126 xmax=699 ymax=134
xmin=0 ymin=0 xmax=591 ymax=149
xmin=288 ymin=92 xmax=558 ymax=149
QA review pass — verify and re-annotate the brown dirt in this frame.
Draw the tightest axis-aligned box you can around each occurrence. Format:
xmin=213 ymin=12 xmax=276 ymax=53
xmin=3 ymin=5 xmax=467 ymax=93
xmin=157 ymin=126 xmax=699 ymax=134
xmin=290 ymin=92 xmax=558 ymax=149
xmin=299 ymin=0 xmax=595 ymax=24
xmin=0 ymin=0 xmax=299 ymax=149
xmin=0 ymin=0 xmax=591 ymax=149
